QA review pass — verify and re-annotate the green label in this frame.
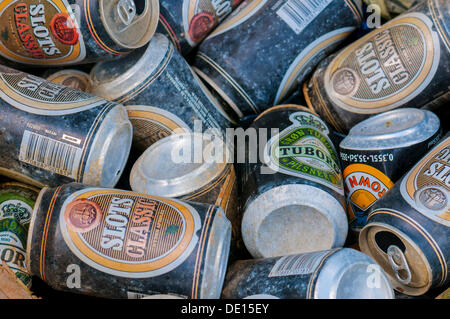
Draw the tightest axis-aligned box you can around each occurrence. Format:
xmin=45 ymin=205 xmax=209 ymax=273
xmin=265 ymin=111 xmax=343 ymax=194
xmin=0 ymin=194 xmax=33 ymax=227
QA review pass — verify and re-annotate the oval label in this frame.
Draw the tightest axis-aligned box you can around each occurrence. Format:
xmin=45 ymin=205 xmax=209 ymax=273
xmin=59 ymin=188 xmax=202 ymax=278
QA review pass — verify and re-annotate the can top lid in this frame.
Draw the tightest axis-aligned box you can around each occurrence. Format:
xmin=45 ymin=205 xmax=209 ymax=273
xmin=90 ymin=33 xmax=169 ymax=101
xmin=99 ymin=0 xmax=159 ymax=49
xmin=340 ymin=108 xmax=440 ymax=151
xmin=130 ymin=133 xmax=231 ymax=198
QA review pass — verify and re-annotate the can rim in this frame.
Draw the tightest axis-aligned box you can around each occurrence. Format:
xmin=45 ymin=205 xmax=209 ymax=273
xmin=254 ymin=104 xmax=314 ymax=122
xmin=340 ymin=108 xmax=440 ymax=151
xmin=26 ymin=187 xmax=48 ymax=275
xmin=47 ymin=69 xmax=92 ymax=93
xmin=130 ymin=132 xmax=231 ymax=198
xmin=359 ymin=222 xmax=433 ymax=296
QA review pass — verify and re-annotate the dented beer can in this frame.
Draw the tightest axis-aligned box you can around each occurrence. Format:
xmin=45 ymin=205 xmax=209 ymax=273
xmin=221 ymin=248 xmax=394 ymax=299
xmin=0 ymin=181 xmax=39 ymax=229
xmin=359 ymin=134 xmax=450 ymax=296
xmin=90 ymin=33 xmax=235 ymax=153
xmin=47 ymin=69 xmax=92 ymax=93
xmin=240 ymin=105 xmax=347 ymax=258
xmin=130 ymin=133 xmax=246 ymax=261
xmin=304 ymin=0 xmax=450 ymax=133
xmin=157 ymin=0 xmax=243 ymax=56
xmin=193 ymin=0 xmax=363 ymax=117
xmin=340 ymin=108 xmax=441 ymax=239
xmin=0 ymin=65 xmax=132 ymax=188
xmin=26 ymin=183 xmax=231 ymax=299
xmin=0 ymin=0 xmax=159 ymax=66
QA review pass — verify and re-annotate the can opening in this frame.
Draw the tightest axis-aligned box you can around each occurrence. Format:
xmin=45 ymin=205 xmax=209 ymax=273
xmin=374 ymin=231 xmax=406 ymax=253
xmin=133 ymin=0 xmax=146 ymax=15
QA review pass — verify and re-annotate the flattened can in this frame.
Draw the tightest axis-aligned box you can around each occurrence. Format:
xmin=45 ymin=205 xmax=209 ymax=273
xmin=240 ymin=105 xmax=347 ymax=258
xmin=360 ymin=134 xmax=450 ymax=295
xmin=130 ymin=133 xmax=245 ymax=261
xmin=304 ymin=0 xmax=450 ymax=133
xmin=157 ymin=0 xmax=243 ymax=56
xmin=221 ymin=248 xmax=394 ymax=299
xmin=193 ymin=0 xmax=363 ymax=117
xmin=90 ymin=33 xmax=235 ymax=153
xmin=0 ymin=65 xmax=132 ymax=188
xmin=340 ymin=108 xmax=441 ymax=238
xmin=47 ymin=69 xmax=92 ymax=93
xmin=0 ymin=0 xmax=159 ymax=66
xmin=0 ymin=181 xmax=39 ymax=229
xmin=26 ymin=183 xmax=231 ymax=299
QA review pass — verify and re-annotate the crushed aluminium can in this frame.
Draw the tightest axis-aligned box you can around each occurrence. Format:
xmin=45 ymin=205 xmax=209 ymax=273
xmin=129 ymin=133 xmax=246 ymax=261
xmin=240 ymin=105 xmax=347 ymax=259
xmin=90 ymin=33 xmax=235 ymax=154
xmin=26 ymin=183 xmax=232 ymax=299
xmin=0 ymin=64 xmax=132 ymax=188
xmin=0 ymin=0 xmax=159 ymax=66
xmin=340 ymin=108 xmax=441 ymax=239
xmin=47 ymin=69 xmax=92 ymax=93
xmin=0 ymin=181 xmax=39 ymax=229
xmin=193 ymin=0 xmax=363 ymax=118
xmin=221 ymin=248 xmax=394 ymax=299
xmin=360 ymin=134 xmax=450 ymax=296
xmin=157 ymin=0 xmax=244 ymax=56
xmin=303 ymin=0 xmax=450 ymax=133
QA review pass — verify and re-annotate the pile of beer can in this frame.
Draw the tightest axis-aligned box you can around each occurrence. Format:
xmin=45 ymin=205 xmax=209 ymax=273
xmin=0 ymin=0 xmax=448 ymax=299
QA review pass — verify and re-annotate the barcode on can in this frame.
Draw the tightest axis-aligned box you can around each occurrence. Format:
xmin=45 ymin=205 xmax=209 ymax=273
xmin=19 ymin=130 xmax=83 ymax=179
xmin=269 ymin=250 xmax=331 ymax=277
xmin=276 ymin=0 xmax=333 ymax=34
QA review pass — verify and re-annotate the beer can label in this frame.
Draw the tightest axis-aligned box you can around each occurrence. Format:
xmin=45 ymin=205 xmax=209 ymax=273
xmin=324 ymin=12 xmax=441 ymax=114
xmin=400 ymin=136 xmax=450 ymax=226
xmin=0 ymin=218 xmax=31 ymax=286
xmin=0 ymin=196 xmax=33 ymax=227
xmin=0 ymin=65 xmax=104 ymax=116
xmin=264 ymin=111 xmax=344 ymax=194
xmin=268 ymin=249 xmax=332 ymax=277
xmin=58 ymin=188 xmax=202 ymax=278
xmin=0 ymin=0 xmax=86 ymax=65
xmin=343 ymin=163 xmax=394 ymax=231
xmin=127 ymin=106 xmax=190 ymax=151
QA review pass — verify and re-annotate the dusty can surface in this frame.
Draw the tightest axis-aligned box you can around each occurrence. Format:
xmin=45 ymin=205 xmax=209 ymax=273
xmin=90 ymin=33 xmax=235 ymax=153
xmin=0 ymin=65 xmax=132 ymax=188
xmin=304 ymin=0 xmax=450 ymax=133
xmin=0 ymin=181 xmax=39 ymax=229
xmin=157 ymin=0 xmax=243 ymax=56
xmin=26 ymin=183 xmax=231 ymax=299
xmin=359 ymin=134 xmax=450 ymax=296
xmin=340 ymin=108 xmax=441 ymax=238
xmin=130 ymin=133 xmax=246 ymax=261
xmin=47 ymin=69 xmax=92 ymax=93
xmin=0 ymin=0 xmax=159 ymax=66
xmin=221 ymin=248 xmax=394 ymax=299
xmin=193 ymin=0 xmax=363 ymax=117
xmin=240 ymin=105 xmax=347 ymax=258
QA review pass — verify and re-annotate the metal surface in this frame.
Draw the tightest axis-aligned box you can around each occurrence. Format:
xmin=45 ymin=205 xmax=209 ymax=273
xmin=46 ymin=69 xmax=92 ymax=93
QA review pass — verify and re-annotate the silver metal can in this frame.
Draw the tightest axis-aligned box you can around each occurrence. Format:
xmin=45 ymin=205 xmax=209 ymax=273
xmin=221 ymin=248 xmax=394 ymax=299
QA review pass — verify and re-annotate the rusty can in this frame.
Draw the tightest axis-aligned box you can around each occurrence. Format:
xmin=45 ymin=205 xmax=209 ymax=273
xmin=129 ymin=132 xmax=246 ymax=261
xmin=0 ymin=0 xmax=159 ymax=66
xmin=221 ymin=248 xmax=394 ymax=299
xmin=26 ymin=182 xmax=231 ymax=299
xmin=90 ymin=33 xmax=236 ymax=153
xmin=192 ymin=0 xmax=363 ymax=117
xmin=303 ymin=0 xmax=449 ymax=133
xmin=46 ymin=69 xmax=92 ymax=93
xmin=0 ymin=64 xmax=132 ymax=188
xmin=157 ymin=0 xmax=244 ymax=56
xmin=359 ymin=133 xmax=450 ymax=296
xmin=240 ymin=104 xmax=347 ymax=258
xmin=340 ymin=108 xmax=441 ymax=240
xmin=0 ymin=181 xmax=39 ymax=229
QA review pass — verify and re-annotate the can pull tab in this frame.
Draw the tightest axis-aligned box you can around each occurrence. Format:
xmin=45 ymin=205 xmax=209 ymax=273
xmin=117 ymin=0 xmax=136 ymax=27
xmin=387 ymin=245 xmax=412 ymax=285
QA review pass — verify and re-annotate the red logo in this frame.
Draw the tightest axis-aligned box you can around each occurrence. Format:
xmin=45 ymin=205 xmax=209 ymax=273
xmin=64 ymin=199 xmax=102 ymax=233
xmin=50 ymin=13 xmax=79 ymax=45
xmin=188 ymin=12 xmax=215 ymax=43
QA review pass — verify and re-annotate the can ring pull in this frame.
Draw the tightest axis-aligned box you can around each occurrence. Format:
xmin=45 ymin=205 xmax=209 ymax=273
xmin=117 ymin=0 xmax=136 ymax=26
xmin=387 ymin=245 xmax=412 ymax=285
